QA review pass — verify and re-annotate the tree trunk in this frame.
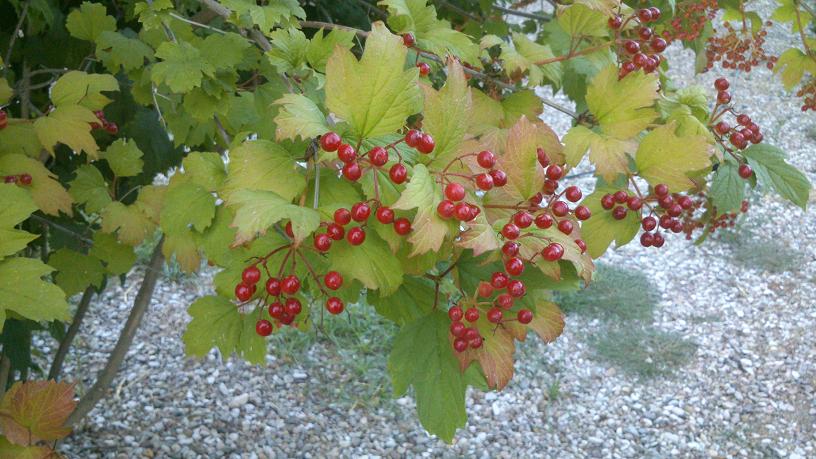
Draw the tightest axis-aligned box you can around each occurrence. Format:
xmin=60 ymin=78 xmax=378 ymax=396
xmin=65 ymin=239 xmax=164 ymax=426
xmin=48 ymin=287 xmax=94 ymax=380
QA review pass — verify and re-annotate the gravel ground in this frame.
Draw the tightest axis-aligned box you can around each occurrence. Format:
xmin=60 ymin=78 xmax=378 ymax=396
xmin=53 ymin=2 xmax=816 ymax=457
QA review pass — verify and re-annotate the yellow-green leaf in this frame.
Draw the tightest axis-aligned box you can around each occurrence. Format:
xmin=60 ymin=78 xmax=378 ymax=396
xmin=635 ymin=122 xmax=711 ymax=191
xmin=100 ymin=138 xmax=144 ymax=177
xmin=50 ymin=71 xmax=119 ymax=110
xmin=0 ymin=155 xmax=73 ymax=216
xmin=273 ymin=93 xmax=329 ymax=142
xmin=220 ymin=139 xmax=305 ymax=202
xmin=66 ymin=2 xmax=115 ymax=42
xmin=69 ymin=164 xmax=112 ymax=213
xmin=586 ymin=65 xmax=659 ymax=138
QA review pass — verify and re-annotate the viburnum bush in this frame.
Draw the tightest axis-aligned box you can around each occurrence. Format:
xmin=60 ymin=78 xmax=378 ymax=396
xmin=0 ymin=0 xmax=811 ymax=448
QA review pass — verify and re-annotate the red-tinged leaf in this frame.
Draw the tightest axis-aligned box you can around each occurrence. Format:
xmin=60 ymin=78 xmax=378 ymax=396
xmin=527 ymin=301 xmax=565 ymax=343
xmin=499 ymin=116 xmax=563 ymax=201
xmin=0 ymin=381 xmax=76 ymax=445
xmin=453 ymin=316 xmax=516 ymax=390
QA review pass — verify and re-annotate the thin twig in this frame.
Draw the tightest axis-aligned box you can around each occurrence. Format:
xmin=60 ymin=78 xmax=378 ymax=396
xmin=794 ymin=1 xmax=816 ymax=63
xmin=28 ymin=214 xmax=94 ymax=246
xmin=48 ymin=287 xmax=95 ymax=380
xmin=168 ymin=12 xmax=226 ymax=34
xmin=493 ymin=4 xmax=551 ymax=21
xmin=3 ymin=1 xmax=30 ymax=78
xmin=533 ymin=42 xmax=612 ymax=66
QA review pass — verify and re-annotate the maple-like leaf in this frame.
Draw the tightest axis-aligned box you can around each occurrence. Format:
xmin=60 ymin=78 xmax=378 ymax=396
xmin=0 ymin=381 xmax=76 ymax=445
xmin=499 ymin=116 xmax=563 ymax=201
xmin=635 ymin=122 xmax=711 ymax=191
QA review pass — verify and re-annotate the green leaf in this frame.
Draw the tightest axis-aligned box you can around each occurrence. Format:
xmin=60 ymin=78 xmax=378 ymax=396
xmin=50 ymin=71 xmax=119 ymax=110
xmin=100 ymin=139 xmax=144 ymax=177
xmin=368 ymin=276 xmax=435 ymax=324
xmin=69 ymin=164 xmax=112 ymax=213
xmin=563 ymin=125 xmax=634 ymax=182
xmin=500 ymin=116 xmax=563 ymax=200
xmin=183 ymin=295 xmax=267 ymax=365
xmin=227 ymin=189 xmax=320 ymax=245
xmin=100 ymin=202 xmax=156 ymax=246
xmin=0 ymin=155 xmax=73 ymax=216
xmin=306 ymin=28 xmax=355 ymax=72
xmin=710 ymin=160 xmax=746 ymax=212
xmin=422 ymin=61 xmax=471 ymax=168
xmin=388 ymin=310 xmax=467 ymax=442
xmin=0 ymin=185 xmax=38 ymax=260
xmin=89 ymin=232 xmax=136 ymax=275
xmin=220 ymin=139 xmax=305 ymax=202
xmin=586 ymin=65 xmax=659 ymax=138
xmin=266 ymin=27 xmax=309 ymax=73
xmin=163 ymin=231 xmax=202 ymax=272
xmin=273 ymin=94 xmax=329 ymax=142
xmin=328 ymin=230 xmax=404 ymax=295
xmin=96 ymin=31 xmax=154 ymax=72
xmin=0 ymin=123 xmax=43 ymax=158
xmin=635 ymin=122 xmax=711 ymax=191
xmin=47 ymin=248 xmax=105 ymax=297
xmin=501 ymin=33 xmax=562 ymax=87
xmin=558 ymin=3 xmax=609 ymax=37
xmin=0 ymin=78 xmax=12 ymax=105
xmin=325 ymin=22 xmax=422 ymax=139
xmin=220 ymin=0 xmax=305 ymax=33
xmin=199 ymin=32 xmax=252 ymax=71
xmin=181 ymin=152 xmax=226 ymax=192
xmin=151 ymin=41 xmax=216 ymax=93
xmin=66 ymin=1 xmax=115 ymax=42
xmin=579 ymin=186 xmax=641 ymax=258
xmin=743 ymin=144 xmax=811 ymax=210
xmin=34 ymin=105 xmax=100 ymax=158
xmin=0 ymin=258 xmax=70 ymax=329
xmin=773 ymin=48 xmax=816 ymax=91
xmin=160 ymin=182 xmax=217 ymax=234
xmin=392 ymin=164 xmax=452 ymax=255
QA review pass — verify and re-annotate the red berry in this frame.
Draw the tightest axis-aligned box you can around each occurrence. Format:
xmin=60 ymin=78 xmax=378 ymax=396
xmin=464 ymin=307 xmax=480 ymax=322
xmin=351 ymin=202 xmax=371 ymax=222
xmin=279 ymin=311 xmax=294 ymax=325
xmin=347 ymin=226 xmax=366 ymax=245
xmin=633 ymin=52 xmax=648 ymax=68
xmin=652 ymin=232 xmax=665 ymax=247
xmin=738 ymin=164 xmax=753 ymax=179
xmin=642 ymin=216 xmax=657 ymax=231
xmin=324 ymin=271 xmax=343 ymax=290
xmin=608 ymin=15 xmax=622 ymax=29
xmin=320 ymin=132 xmax=342 ymax=151
xmin=326 ymin=297 xmax=344 ymax=314
xmin=376 ymin=206 xmax=395 ymax=224
xmin=650 ymin=37 xmax=667 ymax=53
xmin=242 ymin=266 xmax=261 ymax=284
xmin=639 ymin=27 xmax=653 ymax=40
xmin=517 ymin=309 xmax=533 ymax=324
xmin=469 ymin=335 xmax=483 ymax=349
xmin=507 ymin=279 xmax=526 ymax=297
xmin=266 ymin=277 xmax=281 ymax=296
xmin=601 ymin=194 xmax=615 ymax=210
xmin=405 ymin=129 xmax=422 ymax=147
xmin=627 ymin=196 xmax=642 ymax=211
xmin=564 ymin=186 xmax=582 ymax=202
xmin=613 ymin=190 xmax=628 ymax=203
xmin=575 ymin=238 xmax=587 ymax=254
xmin=389 ymin=163 xmax=408 ymax=184
xmin=105 ymin=122 xmax=119 ymax=135
xmin=487 ymin=307 xmax=503 ymax=324
xmin=314 ymin=233 xmax=332 ymax=252
xmin=736 ymin=114 xmax=751 ymax=126
xmin=513 ymin=212 xmax=533 ymax=228
xmin=281 ymin=275 xmax=300 ymax=294
xmin=730 ymin=132 xmax=747 ymax=149
xmin=667 ymin=203 xmax=683 ymax=217
xmin=654 ymin=184 xmax=669 ymax=196
xmin=649 ymin=7 xmax=661 ymax=20
xmin=624 ymin=40 xmax=640 ymax=54
xmin=491 ymin=272 xmax=509 ymax=289
xmin=501 ymin=223 xmax=520 ymax=240
xmin=535 ymin=213 xmax=554 ymax=229
xmin=451 ymin=321 xmax=466 ymax=337
xmin=714 ymin=78 xmax=729 ymax=91
xmin=448 ymin=305 xmax=464 ymax=321
xmin=417 ymin=62 xmax=430 ymax=76
xmin=557 ymin=219 xmax=574 ymax=235
xmin=268 ymin=302 xmax=284 ymax=319
xmin=256 ymin=319 xmax=273 ymax=336
xmin=235 ymin=283 xmax=253 ymax=302
xmin=477 ymin=281 xmax=494 ymax=298
xmin=477 ymin=150 xmax=496 ymax=169
xmin=327 ymin=223 xmax=345 ymax=240
xmin=285 ymin=297 xmax=302 ymax=315
xmin=437 ymin=200 xmax=455 ymax=219
xmin=444 ymin=182 xmax=465 ymax=201
xmin=4 ymin=176 xmax=16 ymax=184
xmin=612 ymin=206 xmax=627 ymax=220
xmin=637 ymin=8 xmax=653 ymax=22
xmin=393 ymin=218 xmax=412 ymax=235
xmin=537 ymin=147 xmax=550 ymax=167
xmin=496 ymin=293 xmax=514 ymax=309
xmin=337 ymin=144 xmax=356 ymax=163
xmin=475 ymin=173 xmax=494 ymax=191
xmin=751 ymin=132 xmax=763 ymax=144
xmin=334 ymin=208 xmax=352 ymax=226
xmin=678 ymin=196 xmax=693 ymax=209
xmin=529 ymin=192 xmax=544 ymax=206
xmin=546 ymin=164 xmax=563 ymax=180
xmin=454 ymin=202 xmax=471 ymax=221
xmin=551 ymin=201 xmax=569 ymax=217
xmin=544 ymin=178 xmax=559 ymax=195
xmin=640 ymin=232 xmax=654 ymax=247
xmin=18 ymin=174 xmax=32 ymax=186
xmin=542 ymin=243 xmax=564 ymax=262
xmin=715 ymin=121 xmax=731 ymax=135
xmin=489 ymin=169 xmax=507 ymax=187
xmin=659 ymin=214 xmax=673 ymax=229
xmin=502 ymin=241 xmax=520 ymax=257
xmin=453 ymin=337 xmax=468 ymax=352
xmin=342 ymin=162 xmax=362 ymax=181
xmin=717 ymin=91 xmax=731 ymax=105
xmin=402 ymin=33 xmax=415 ymax=47
xmin=368 ymin=146 xmax=388 ymax=166
xmin=464 ymin=204 xmax=479 ymax=222
xmin=505 ymin=257 xmax=525 ymax=276
xmin=574 ymin=205 xmax=591 ymax=220
xmin=417 ymin=134 xmax=435 ymax=154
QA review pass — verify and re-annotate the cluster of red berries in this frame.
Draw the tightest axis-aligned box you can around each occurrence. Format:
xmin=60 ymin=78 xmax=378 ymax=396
xmin=400 ymin=33 xmax=431 ymax=76
xmin=322 ymin=201 xmax=411 ymax=249
xmin=795 ymin=77 xmax=816 ymax=112
xmin=3 ymin=173 xmax=32 ymax=185
xmin=234 ymin=267 xmax=305 ymax=335
xmin=90 ymin=110 xmax=118 ymax=135
xmin=705 ymin=21 xmax=776 ymax=72
xmin=706 ymin=200 xmax=750 ymax=233
xmin=319 ymin=130 xmax=434 ymax=184
xmin=661 ymin=0 xmax=719 ymax=43
xmin=608 ymin=7 xmax=666 ymax=78
xmin=710 ymin=78 xmax=764 ymax=152
xmin=435 ymin=150 xmax=509 ymax=222
xmin=0 ymin=110 xmax=7 ymax=130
